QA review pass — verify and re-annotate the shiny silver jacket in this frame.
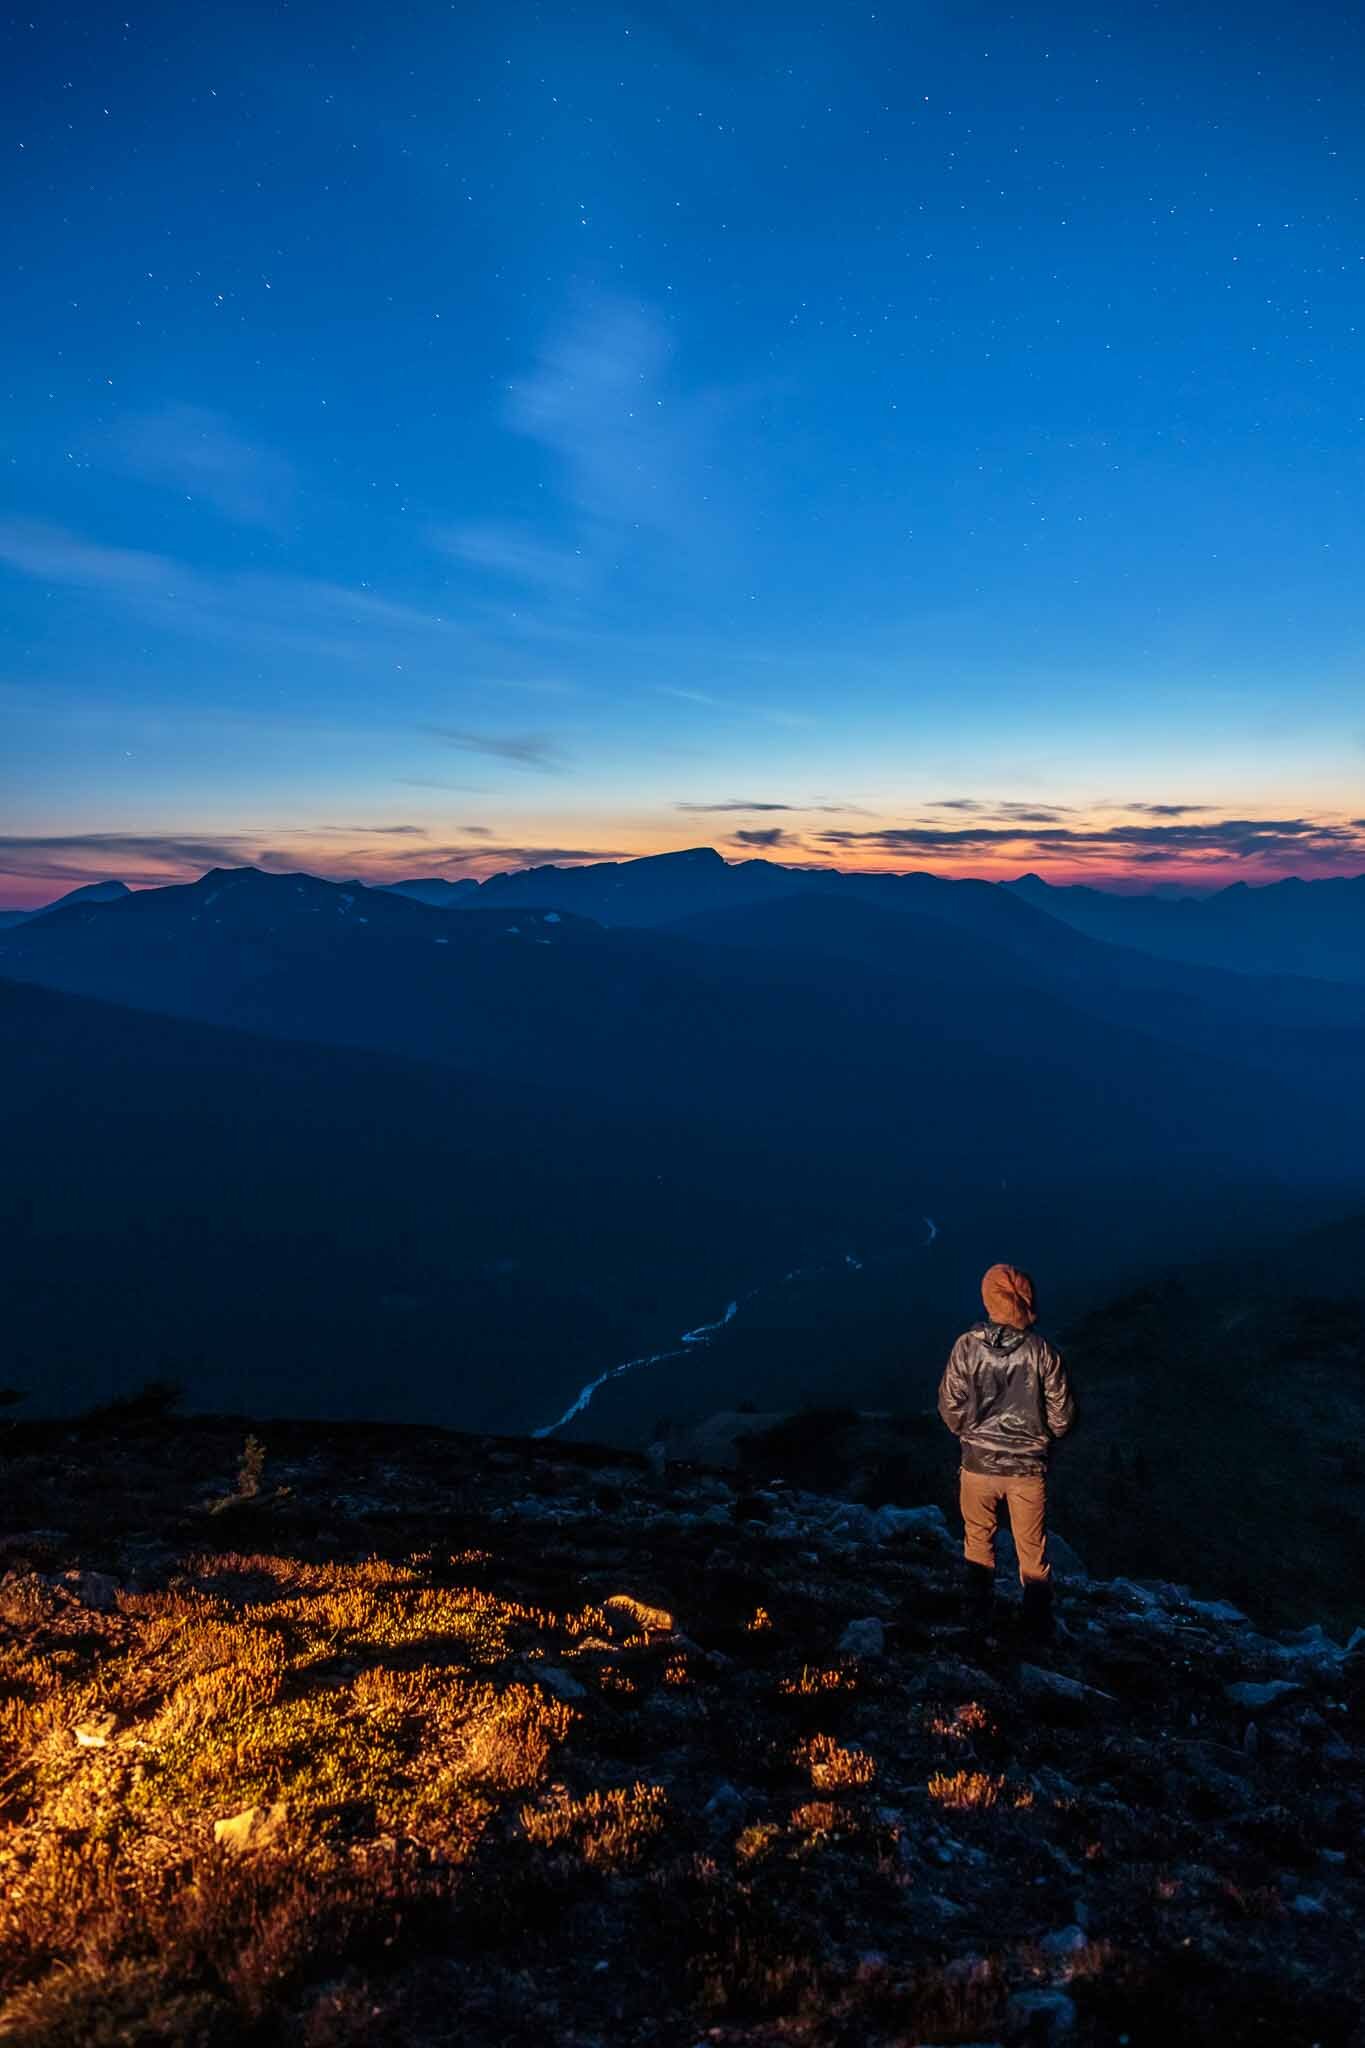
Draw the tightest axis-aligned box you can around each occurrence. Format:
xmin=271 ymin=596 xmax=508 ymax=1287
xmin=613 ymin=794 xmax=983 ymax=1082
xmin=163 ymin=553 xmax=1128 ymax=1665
xmin=938 ymin=1321 xmax=1076 ymax=1476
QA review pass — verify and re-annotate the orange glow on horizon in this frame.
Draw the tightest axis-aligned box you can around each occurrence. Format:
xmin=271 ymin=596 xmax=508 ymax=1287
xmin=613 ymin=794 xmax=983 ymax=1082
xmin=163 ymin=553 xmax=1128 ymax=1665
xmin=3 ymin=808 xmax=1364 ymax=908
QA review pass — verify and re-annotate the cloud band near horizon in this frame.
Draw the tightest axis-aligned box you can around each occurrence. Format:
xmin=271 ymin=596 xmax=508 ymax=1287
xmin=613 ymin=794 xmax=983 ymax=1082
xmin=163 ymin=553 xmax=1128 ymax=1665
xmin=2 ymin=809 xmax=1364 ymax=907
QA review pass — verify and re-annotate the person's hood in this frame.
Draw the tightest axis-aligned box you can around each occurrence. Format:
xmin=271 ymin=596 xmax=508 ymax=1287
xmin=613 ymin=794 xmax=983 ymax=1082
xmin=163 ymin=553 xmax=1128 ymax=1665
xmin=981 ymin=1319 xmax=1032 ymax=1354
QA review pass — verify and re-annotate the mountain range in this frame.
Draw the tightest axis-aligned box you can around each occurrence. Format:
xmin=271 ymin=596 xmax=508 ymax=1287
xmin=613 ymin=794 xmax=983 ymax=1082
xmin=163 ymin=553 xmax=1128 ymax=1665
xmin=1007 ymin=868 xmax=1365 ymax=984
xmin=2 ymin=848 xmax=1364 ymax=1433
xmin=7 ymin=851 xmax=1363 ymax=981
xmin=372 ymin=846 xmax=1365 ymax=983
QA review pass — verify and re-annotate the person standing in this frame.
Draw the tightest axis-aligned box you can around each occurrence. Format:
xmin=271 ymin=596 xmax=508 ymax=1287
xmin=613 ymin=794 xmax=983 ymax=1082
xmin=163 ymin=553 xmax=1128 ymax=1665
xmin=937 ymin=1263 xmax=1075 ymax=1643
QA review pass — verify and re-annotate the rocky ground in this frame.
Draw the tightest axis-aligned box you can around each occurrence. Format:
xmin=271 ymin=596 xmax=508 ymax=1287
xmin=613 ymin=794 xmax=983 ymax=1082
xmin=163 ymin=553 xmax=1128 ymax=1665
xmin=1 ymin=1412 xmax=1363 ymax=2046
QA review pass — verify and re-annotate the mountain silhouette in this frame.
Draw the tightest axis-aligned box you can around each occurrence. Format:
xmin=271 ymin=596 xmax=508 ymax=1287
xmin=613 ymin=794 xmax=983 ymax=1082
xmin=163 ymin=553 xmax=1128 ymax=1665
xmin=0 ymin=876 xmax=129 ymax=929
xmin=1009 ymin=869 xmax=1365 ymax=984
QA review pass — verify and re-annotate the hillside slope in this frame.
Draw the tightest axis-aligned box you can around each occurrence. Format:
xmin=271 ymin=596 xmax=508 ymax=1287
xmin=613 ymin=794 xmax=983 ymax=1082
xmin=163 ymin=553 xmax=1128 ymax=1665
xmin=0 ymin=1417 xmax=1361 ymax=2046
xmin=0 ymin=976 xmax=872 ymax=1430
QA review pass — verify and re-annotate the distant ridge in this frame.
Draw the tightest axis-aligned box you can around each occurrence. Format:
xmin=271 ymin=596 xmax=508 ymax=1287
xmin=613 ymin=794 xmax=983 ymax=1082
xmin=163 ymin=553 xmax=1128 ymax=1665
xmin=0 ymin=877 xmax=129 ymax=930
xmin=1007 ymin=868 xmax=1365 ymax=982
xmin=374 ymin=847 xmax=1365 ymax=983
xmin=3 ymin=845 xmax=1362 ymax=981
xmin=383 ymin=876 xmax=481 ymax=907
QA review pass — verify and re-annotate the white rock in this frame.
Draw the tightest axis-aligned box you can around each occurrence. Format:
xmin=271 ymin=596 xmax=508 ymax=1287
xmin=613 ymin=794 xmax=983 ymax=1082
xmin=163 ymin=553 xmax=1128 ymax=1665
xmin=213 ymin=1802 xmax=289 ymax=1854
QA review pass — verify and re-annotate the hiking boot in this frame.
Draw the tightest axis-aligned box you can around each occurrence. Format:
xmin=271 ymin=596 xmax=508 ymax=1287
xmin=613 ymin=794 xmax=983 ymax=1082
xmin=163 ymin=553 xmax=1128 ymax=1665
xmin=962 ymin=1562 xmax=996 ymax=1645
xmin=1020 ymin=1578 xmax=1054 ymax=1645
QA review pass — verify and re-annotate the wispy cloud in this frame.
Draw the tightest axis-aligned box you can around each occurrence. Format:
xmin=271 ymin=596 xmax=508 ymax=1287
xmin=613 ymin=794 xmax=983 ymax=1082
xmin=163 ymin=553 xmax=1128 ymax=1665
xmin=815 ymin=816 xmax=1365 ymax=870
xmin=415 ymin=296 xmax=752 ymax=634
xmin=0 ymin=521 xmax=177 ymax=597
xmin=0 ymin=832 xmax=261 ymax=885
xmin=677 ymin=799 xmax=796 ymax=813
xmin=110 ymin=403 xmax=295 ymax=526
xmin=422 ymin=726 xmax=568 ymax=770
xmin=654 ymin=685 xmax=719 ymax=707
xmin=0 ymin=826 xmax=625 ymax=894
xmin=731 ymin=827 xmax=792 ymax=848
xmin=677 ymin=798 xmax=874 ymax=816
xmin=927 ymin=798 xmax=1075 ymax=823
xmin=395 ymin=777 xmax=490 ymax=793
xmin=426 ymin=843 xmax=630 ymax=870
xmin=1118 ymin=802 xmax=1213 ymax=818
xmin=510 ymin=298 xmax=682 ymax=538
xmin=308 ymin=824 xmax=429 ymax=838
xmin=431 ymin=524 xmax=587 ymax=592
xmin=0 ymin=518 xmax=460 ymax=664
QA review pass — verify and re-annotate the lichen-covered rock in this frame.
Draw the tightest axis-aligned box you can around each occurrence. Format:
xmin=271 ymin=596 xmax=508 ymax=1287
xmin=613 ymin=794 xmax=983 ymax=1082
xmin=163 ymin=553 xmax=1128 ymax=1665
xmin=212 ymin=1802 xmax=289 ymax=1854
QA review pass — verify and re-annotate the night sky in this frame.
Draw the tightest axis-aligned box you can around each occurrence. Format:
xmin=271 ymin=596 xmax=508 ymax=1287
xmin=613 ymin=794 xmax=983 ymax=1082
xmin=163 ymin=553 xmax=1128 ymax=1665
xmin=4 ymin=0 xmax=1364 ymax=904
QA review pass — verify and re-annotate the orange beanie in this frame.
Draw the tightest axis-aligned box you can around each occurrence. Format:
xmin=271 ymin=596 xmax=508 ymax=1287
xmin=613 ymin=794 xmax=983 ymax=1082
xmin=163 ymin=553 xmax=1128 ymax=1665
xmin=982 ymin=1263 xmax=1037 ymax=1329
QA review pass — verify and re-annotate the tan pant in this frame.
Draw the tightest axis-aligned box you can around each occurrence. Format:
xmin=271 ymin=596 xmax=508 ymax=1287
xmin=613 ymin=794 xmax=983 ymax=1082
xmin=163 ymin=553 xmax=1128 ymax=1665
xmin=960 ymin=1468 xmax=1051 ymax=1583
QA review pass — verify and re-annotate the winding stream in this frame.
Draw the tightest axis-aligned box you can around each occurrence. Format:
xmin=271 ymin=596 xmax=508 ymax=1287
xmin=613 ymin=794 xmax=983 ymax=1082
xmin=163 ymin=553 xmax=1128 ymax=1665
xmin=534 ymin=1218 xmax=940 ymax=1439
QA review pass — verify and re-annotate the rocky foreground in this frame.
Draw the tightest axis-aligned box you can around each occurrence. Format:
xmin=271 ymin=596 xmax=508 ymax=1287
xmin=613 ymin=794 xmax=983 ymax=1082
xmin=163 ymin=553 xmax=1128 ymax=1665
xmin=1 ymin=1414 xmax=1363 ymax=2047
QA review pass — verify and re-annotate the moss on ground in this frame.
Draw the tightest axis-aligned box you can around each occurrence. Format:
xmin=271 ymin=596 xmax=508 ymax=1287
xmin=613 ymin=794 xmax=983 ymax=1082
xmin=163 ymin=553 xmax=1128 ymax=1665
xmin=1 ymin=1415 xmax=1363 ymax=2046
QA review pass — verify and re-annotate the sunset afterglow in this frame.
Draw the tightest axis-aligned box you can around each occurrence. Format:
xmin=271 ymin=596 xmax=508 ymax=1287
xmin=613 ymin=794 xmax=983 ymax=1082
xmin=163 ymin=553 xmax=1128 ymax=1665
xmin=5 ymin=6 xmax=1364 ymax=907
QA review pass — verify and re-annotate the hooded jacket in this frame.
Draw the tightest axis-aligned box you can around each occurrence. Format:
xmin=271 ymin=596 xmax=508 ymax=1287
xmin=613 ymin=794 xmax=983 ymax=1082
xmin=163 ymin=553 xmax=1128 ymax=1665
xmin=937 ymin=1321 xmax=1075 ymax=1476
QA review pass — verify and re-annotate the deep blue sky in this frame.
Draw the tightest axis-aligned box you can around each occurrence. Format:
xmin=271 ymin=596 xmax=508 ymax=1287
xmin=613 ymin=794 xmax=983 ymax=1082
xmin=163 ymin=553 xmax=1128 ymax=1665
xmin=3 ymin=0 xmax=1364 ymax=900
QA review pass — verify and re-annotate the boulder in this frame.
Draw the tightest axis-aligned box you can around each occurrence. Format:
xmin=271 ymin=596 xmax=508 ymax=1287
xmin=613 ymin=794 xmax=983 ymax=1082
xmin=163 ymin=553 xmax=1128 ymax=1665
xmin=1006 ymin=1988 xmax=1076 ymax=2038
xmin=1224 ymin=1679 xmax=1301 ymax=1710
xmin=57 ymin=1569 xmax=119 ymax=1613
xmin=873 ymin=1503 xmax=952 ymax=1545
xmin=837 ymin=1617 xmax=886 ymax=1658
xmin=74 ymin=1715 xmax=117 ymax=1749
xmin=1019 ymin=1665 xmax=1114 ymax=1706
xmin=1271 ymin=1624 xmax=1348 ymax=1668
xmin=536 ymin=1664 xmax=587 ymax=1701
xmin=823 ymin=1502 xmax=879 ymax=1543
xmin=1181 ymin=1596 xmax=1249 ymax=1625
xmin=703 ymin=1781 xmax=745 ymax=1827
